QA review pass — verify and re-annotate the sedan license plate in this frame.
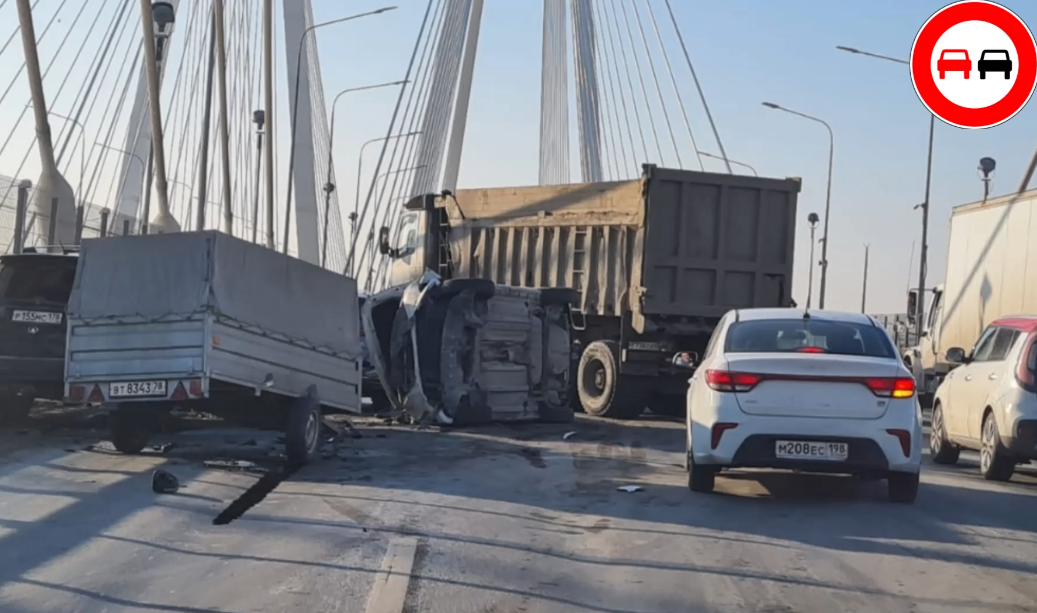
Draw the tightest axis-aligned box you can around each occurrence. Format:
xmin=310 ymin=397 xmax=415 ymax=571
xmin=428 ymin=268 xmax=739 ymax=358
xmin=109 ymin=380 xmax=167 ymax=398
xmin=11 ymin=310 xmax=62 ymax=324
xmin=775 ymin=440 xmax=848 ymax=461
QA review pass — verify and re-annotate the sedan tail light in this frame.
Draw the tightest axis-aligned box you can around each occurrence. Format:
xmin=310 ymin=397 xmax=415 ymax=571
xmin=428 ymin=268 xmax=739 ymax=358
xmin=863 ymin=377 xmax=915 ymax=399
xmin=705 ymin=370 xmax=763 ymax=392
xmin=1015 ymin=332 xmax=1037 ymax=393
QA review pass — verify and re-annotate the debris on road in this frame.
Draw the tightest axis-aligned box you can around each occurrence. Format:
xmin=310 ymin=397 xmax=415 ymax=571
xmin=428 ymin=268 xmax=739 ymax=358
xmin=616 ymin=485 xmax=643 ymax=493
xmin=152 ymin=469 xmax=180 ymax=494
xmin=563 ymin=431 xmax=577 ymax=440
xmin=203 ymin=459 xmax=266 ymax=473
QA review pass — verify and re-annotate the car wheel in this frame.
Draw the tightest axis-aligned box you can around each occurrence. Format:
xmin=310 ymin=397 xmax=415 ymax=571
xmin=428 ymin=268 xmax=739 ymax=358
xmin=686 ymin=451 xmax=716 ymax=493
xmin=929 ymin=403 xmax=960 ymax=465
xmin=887 ymin=472 xmax=919 ymax=503
xmin=979 ymin=412 xmax=1014 ymax=482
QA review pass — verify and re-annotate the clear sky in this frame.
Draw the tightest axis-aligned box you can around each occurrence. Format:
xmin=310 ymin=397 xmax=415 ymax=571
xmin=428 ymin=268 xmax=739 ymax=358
xmin=1 ymin=0 xmax=1035 ymax=314
xmin=315 ymin=0 xmax=1037 ymax=313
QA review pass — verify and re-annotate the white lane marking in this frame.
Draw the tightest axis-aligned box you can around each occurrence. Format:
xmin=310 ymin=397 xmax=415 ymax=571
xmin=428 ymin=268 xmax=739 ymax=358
xmin=364 ymin=536 xmax=418 ymax=613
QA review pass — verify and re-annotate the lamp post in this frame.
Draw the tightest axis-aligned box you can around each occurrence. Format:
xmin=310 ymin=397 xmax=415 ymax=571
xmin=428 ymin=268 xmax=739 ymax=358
xmin=352 ymin=131 xmax=421 ymax=240
xmin=762 ymin=101 xmax=834 ymax=308
xmin=836 ymin=45 xmax=933 ymax=341
xmin=697 ymin=151 xmax=757 ymax=176
xmin=861 ymin=243 xmax=870 ymax=313
xmin=806 ymin=212 xmax=819 ymax=309
xmin=321 ymin=80 xmax=408 ymax=267
xmin=282 ymin=6 xmax=397 ymax=255
xmin=251 ymin=109 xmax=265 ymax=244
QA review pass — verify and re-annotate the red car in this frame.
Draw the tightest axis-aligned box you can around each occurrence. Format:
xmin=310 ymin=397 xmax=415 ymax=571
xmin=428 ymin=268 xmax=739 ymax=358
xmin=937 ymin=49 xmax=971 ymax=79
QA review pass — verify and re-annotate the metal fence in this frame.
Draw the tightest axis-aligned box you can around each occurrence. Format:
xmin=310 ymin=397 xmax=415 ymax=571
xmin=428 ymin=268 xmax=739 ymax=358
xmin=0 ymin=174 xmax=137 ymax=252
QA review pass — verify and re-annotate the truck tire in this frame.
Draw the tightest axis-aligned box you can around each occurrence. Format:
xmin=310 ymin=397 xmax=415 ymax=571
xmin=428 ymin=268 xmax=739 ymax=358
xmin=108 ymin=408 xmax=151 ymax=454
xmin=285 ymin=395 xmax=322 ymax=466
xmin=577 ymin=340 xmax=644 ymax=419
xmin=440 ymin=278 xmax=495 ymax=300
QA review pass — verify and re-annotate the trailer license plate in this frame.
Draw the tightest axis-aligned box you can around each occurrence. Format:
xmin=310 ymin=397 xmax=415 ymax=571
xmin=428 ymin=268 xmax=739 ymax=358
xmin=109 ymin=380 xmax=167 ymax=398
xmin=11 ymin=310 xmax=62 ymax=324
xmin=775 ymin=440 xmax=848 ymax=461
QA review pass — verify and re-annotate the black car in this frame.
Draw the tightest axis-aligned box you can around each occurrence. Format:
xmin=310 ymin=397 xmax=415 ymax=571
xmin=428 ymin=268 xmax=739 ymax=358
xmin=0 ymin=250 xmax=78 ymax=423
xmin=978 ymin=49 xmax=1012 ymax=79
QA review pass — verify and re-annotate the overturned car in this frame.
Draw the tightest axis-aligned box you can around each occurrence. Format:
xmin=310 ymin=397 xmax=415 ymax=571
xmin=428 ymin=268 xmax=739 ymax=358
xmin=362 ymin=271 xmax=578 ymax=425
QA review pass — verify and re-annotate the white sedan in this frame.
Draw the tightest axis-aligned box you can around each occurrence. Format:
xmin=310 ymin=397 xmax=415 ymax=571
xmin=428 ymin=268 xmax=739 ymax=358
xmin=685 ymin=308 xmax=923 ymax=503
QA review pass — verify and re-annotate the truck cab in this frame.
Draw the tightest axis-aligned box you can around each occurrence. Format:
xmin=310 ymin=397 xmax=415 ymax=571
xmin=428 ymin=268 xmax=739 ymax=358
xmin=906 ymin=284 xmax=947 ymax=395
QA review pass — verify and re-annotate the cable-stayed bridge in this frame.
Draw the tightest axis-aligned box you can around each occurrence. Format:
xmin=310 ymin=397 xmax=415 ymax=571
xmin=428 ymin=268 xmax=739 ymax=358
xmin=0 ymin=0 xmax=728 ymax=290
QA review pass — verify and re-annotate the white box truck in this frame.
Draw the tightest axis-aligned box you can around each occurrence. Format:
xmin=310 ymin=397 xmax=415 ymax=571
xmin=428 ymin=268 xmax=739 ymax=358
xmin=906 ymin=187 xmax=1037 ymax=398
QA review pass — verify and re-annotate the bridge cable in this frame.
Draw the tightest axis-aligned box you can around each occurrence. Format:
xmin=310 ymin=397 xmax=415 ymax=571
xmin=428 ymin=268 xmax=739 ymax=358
xmin=0 ymin=0 xmax=41 ymax=61
xmin=0 ymin=0 xmax=66 ymax=110
xmin=344 ymin=0 xmax=436 ymax=275
xmin=614 ymin=0 xmax=664 ymax=165
xmin=631 ymin=0 xmax=681 ymax=168
xmin=602 ymin=0 xmax=647 ymax=164
xmin=591 ymin=0 xmax=628 ymax=179
xmin=662 ymin=0 xmax=730 ymax=173
xmin=644 ymin=0 xmax=703 ymax=171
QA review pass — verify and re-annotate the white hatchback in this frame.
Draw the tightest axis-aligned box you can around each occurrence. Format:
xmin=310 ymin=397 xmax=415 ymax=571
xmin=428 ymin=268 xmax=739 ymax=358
xmin=685 ymin=308 xmax=923 ymax=503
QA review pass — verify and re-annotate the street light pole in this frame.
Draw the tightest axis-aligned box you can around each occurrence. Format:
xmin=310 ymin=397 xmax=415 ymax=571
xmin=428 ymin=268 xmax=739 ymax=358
xmin=836 ymin=45 xmax=933 ymax=341
xmin=282 ymin=6 xmax=397 ymax=255
xmin=806 ymin=213 xmax=819 ymax=309
xmin=861 ymin=243 xmax=870 ymax=313
xmin=762 ymin=101 xmax=834 ymax=308
xmin=321 ymin=80 xmax=408 ymax=267
xmin=697 ymin=151 xmax=757 ymax=176
xmin=351 ymin=131 xmax=421 ymax=244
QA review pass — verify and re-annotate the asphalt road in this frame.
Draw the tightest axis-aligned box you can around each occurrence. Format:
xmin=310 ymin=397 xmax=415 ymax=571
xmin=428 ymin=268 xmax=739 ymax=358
xmin=1 ymin=413 xmax=1036 ymax=613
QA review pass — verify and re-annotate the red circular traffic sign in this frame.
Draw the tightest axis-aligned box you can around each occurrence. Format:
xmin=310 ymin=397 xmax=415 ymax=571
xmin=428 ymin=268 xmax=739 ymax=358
xmin=911 ymin=0 xmax=1036 ymax=129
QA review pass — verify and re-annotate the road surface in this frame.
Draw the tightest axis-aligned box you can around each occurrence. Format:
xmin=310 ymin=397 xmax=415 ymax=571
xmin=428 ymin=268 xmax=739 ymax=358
xmin=0 ymin=413 xmax=1035 ymax=613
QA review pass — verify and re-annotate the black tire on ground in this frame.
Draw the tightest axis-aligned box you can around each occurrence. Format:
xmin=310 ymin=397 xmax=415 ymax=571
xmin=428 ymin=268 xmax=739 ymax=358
xmin=980 ymin=411 xmax=1015 ymax=482
xmin=650 ymin=393 xmax=686 ymax=418
xmin=108 ymin=408 xmax=151 ymax=454
xmin=686 ymin=448 xmax=716 ymax=493
xmin=539 ymin=287 xmax=580 ymax=307
xmin=285 ymin=395 xmax=322 ymax=466
xmin=928 ymin=403 xmax=960 ymax=465
xmin=0 ymin=394 xmax=35 ymax=426
xmin=887 ymin=471 xmax=920 ymax=503
xmin=439 ymin=278 xmax=496 ymax=300
xmin=576 ymin=340 xmax=643 ymax=419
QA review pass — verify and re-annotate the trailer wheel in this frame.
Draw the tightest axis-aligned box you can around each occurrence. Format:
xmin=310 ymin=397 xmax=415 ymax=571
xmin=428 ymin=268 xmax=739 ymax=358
xmin=108 ymin=407 xmax=151 ymax=454
xmin=577 ymin=340 xmax=644 ymax=419
xmin=285 ymin=395 xmax=322 ymax=466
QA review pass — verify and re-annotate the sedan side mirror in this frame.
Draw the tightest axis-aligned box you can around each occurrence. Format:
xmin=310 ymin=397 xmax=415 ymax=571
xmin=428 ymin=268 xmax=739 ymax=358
xmin=377 ymin=226 xmax=391 ymax=256
xmin=945 ymin=346 xmax=967 ymax=364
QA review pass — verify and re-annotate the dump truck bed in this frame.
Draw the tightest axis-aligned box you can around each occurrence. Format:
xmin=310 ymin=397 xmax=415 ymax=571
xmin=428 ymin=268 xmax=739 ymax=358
xmin=440 ymin=166 xmax=800 ymax=320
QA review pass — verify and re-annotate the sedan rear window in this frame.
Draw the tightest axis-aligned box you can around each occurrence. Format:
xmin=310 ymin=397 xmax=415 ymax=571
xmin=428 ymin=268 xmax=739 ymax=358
xmin=725 ymin=318 xmax=896 ymax=358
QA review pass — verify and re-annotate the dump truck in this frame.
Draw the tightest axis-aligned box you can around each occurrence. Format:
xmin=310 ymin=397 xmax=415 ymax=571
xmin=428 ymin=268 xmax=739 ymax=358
xmin=64 ymin=231 xmax=362 ymax=464
xmin=376 ymin=164 xmax=801 ymax=418
xmin=905 ymin=187 xmax=1037 ymax=399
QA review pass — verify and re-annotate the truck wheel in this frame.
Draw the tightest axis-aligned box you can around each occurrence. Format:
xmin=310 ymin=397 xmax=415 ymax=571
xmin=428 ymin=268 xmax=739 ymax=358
xmin=577 ymin=341 xmax=643 ymax=419
xmin=108 ymin=408 xmax=151 ymax=454
xmin=440 ymin=278 xmax=495 ymax=300
xmin=285 ymin=395 xmax=322 ymax=466
xmin=0 ymin=394 xmax=34 ymax=426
